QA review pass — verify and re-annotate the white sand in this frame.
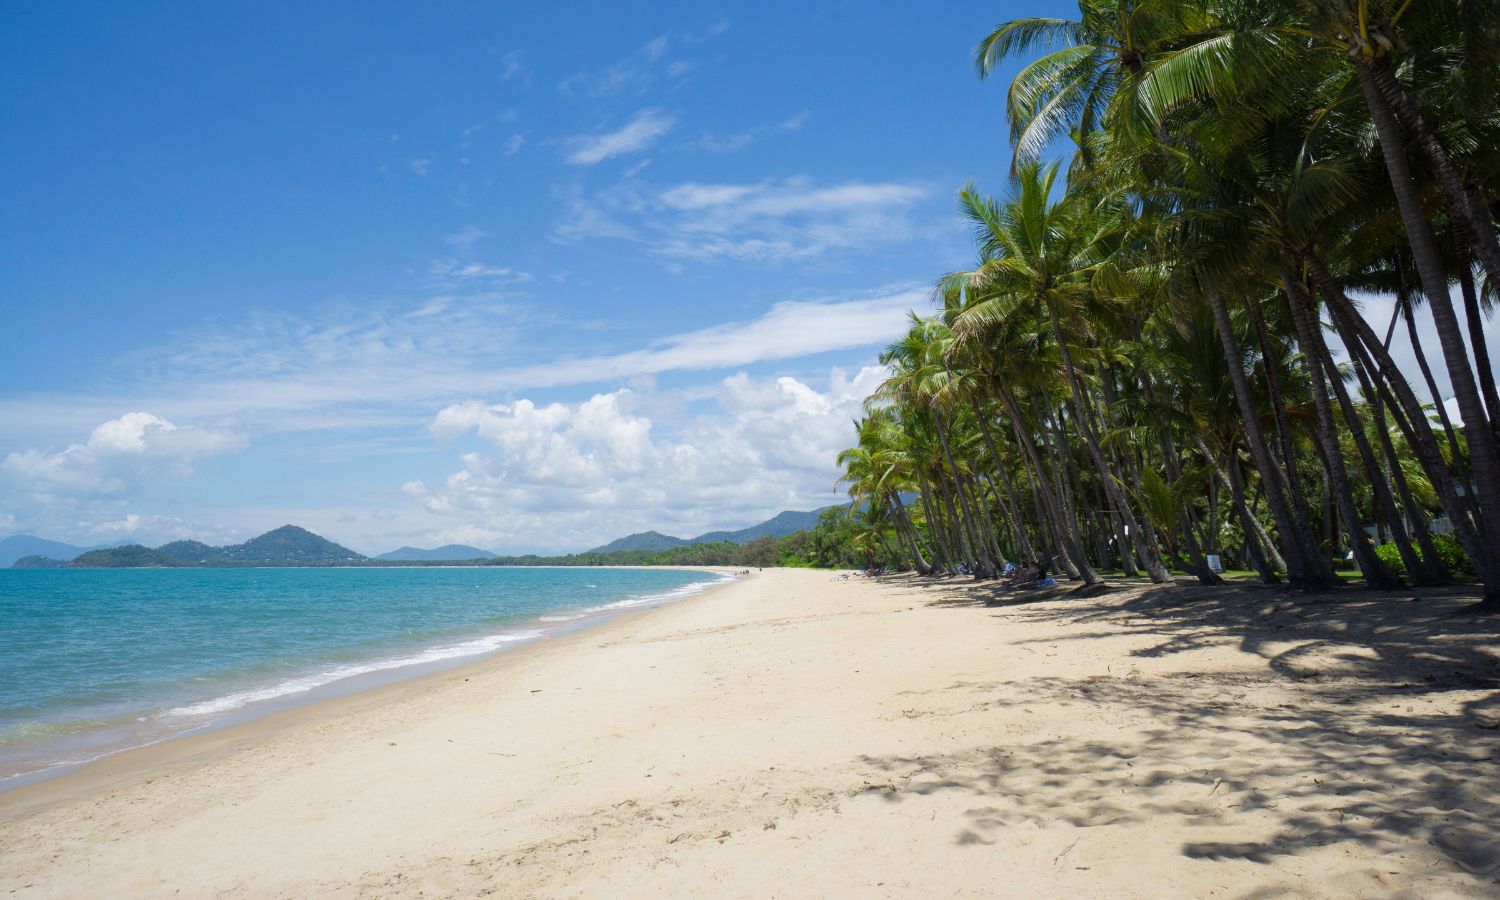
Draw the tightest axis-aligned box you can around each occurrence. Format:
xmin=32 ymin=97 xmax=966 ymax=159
xmin=3 ymin=568 xmax=1497 ymax=897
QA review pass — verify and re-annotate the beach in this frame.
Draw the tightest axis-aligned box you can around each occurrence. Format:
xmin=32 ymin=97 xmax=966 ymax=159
xmin=3 ymin=568 xmax=1498 ymax=897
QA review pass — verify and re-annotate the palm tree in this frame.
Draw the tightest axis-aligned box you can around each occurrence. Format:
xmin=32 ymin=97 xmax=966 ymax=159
xmin=947 ymin=162 xmax=1172 ymax=583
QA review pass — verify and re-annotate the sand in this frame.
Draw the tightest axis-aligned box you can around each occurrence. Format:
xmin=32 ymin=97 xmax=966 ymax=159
xmin=3 ymin=568 xmax=1499 ymax=897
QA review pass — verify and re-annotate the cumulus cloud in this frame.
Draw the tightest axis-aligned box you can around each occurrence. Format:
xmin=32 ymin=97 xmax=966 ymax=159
xmin=2 ymin=412 xmax=243 ymax=497
xmin=565 ymin=108 xmax=677 ymax=165
xmin=409 ymin=366 xmax=886 ymax=551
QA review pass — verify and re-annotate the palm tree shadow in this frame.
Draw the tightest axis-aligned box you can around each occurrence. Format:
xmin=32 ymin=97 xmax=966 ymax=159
xmin=867 ymin=578 xmax=1500 ymax=881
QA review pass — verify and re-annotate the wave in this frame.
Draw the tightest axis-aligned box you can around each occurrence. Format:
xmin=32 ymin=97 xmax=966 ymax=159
xmin=583 ymin=574 xmax=736 ymax=614
xmin=162 ymin=629 xmax=546 ymax=719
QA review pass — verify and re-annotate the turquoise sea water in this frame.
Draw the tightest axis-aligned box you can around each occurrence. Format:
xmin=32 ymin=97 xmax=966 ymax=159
xmin=0 ymin=566 xmax=727 ymax=786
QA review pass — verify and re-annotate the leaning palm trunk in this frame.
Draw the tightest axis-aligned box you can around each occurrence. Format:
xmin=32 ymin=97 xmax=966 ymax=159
xmin=1308 ymin=255 xmax=1492 ymax=587
xmin=1401 ymin=297 xmax=1465 ymax=465
xmin=916 ymin=478 xmax=956 ymax=573
xmin=998 ymin=384 xmax=1094 ymax=581
xmin=1305 ymin=295 xmax=1429 ymax=582
xmin=1044 ymin=300 xmax=1170 ymax=583
xmin=887 ymin=493 xmax=932 ymax=575
xmin=1457 ymin=266 xmax=1500 ymax=432
xmin=1363 ymin=57 xmax=1500 ymax=292
xmin=1205 ymin=286 xmax=1328 ymax=585
xmin=1250 ymin=293 xmax=1335 ymax=579
xmin=1196 ymin=435 xmax=1281 ymax=583
xmin=1283 ymin=267 xmax=1400 ymax=588
xmin=968 ymin=396 xmax=1036 ymax=562
xmin=932 ymin=413 xmax=993 ymax=577
xmin=1356 ymin=64 xmax=1500 ymax=607
xmin=1346 ymin=348 xmax=1450 ymax=582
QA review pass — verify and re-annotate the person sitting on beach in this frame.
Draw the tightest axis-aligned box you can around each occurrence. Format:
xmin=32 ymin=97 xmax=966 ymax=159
xmin=1005 ymin=561 xmax=1041 ymax=588
xmin=1015 ymin=560 xmax=1052 ymax=589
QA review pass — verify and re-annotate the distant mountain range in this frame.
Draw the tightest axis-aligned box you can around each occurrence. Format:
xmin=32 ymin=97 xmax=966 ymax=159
xmin=374 ymin=544 xmax=495 ymax=561
xmin=0 ymin=535 xmax=126 ymax=567
xmin=14 ymin=526 xmax=367 ymax=568
xmin=586 ymin=506 xmax=841 ymax=554
xmin=5 ymin=506 xmax=850 ymax=568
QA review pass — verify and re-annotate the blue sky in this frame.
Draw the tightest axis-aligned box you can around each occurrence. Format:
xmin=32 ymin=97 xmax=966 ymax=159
xmin=0 ymin=1 xmax=1078 ymax=553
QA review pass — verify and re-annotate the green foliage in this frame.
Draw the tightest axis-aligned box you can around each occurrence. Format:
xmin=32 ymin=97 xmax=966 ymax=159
xmin=1373 ymin=534 xmax=1473 ymax=577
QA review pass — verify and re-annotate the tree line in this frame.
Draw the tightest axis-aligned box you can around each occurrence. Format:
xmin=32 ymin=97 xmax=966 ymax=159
xmin=835 ymin=1 xmax=1499 ymax=609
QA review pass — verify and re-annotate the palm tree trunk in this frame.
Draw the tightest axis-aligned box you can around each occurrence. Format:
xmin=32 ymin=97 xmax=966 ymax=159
xmin=916 ymin=476 xmax=955 ymax=574
xmin=1364 ymin=56 xmax=1500 ymax=291
xmin=967 ymin=395 xmax=1031 ymax=563
xmin=1457 ymin=265 xmax=1500 ymax=432
xmin=932 ymin=413 xmax=993 ymax=578
xmin=1283 ymin=264 xmax=1400 ymax=588
xmin=1197 ymin=435 xmax=1281 ymax=583
xmin=1402 ymin=297 xmax=1465 ymax=464
xmin=1307 ymin=254 xmax=1491 ymax=586
xmin=1357 ymin=62 xmax=1500 ymax=608
xmin=1250 ymin=292 xmax=1333 ymax=579
xmin=1345 ymin=344 xmax=1450 ymax=582
xmin=887 ymin=492 xmax=932 ymax=575
xmin=1044 ymin=299 xmax=1170 ymax=583
xmin=1306 ymin=298 xmax=1428 ymax=582
xmin=999 ymin=384 xmax=1094 ymax=581
xmin=1204 ymin=285 xmax=1327 ymax=585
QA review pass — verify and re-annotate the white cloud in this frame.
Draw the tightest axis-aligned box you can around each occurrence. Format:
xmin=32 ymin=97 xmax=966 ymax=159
xmin=2 ymin=412 xmax=243 ymax=498
xmin=687 ymin=111 xmax=810 ymax=152
xmin=444 ymin=226 xmax=489 ymax=251
xmin=502 ymin=134 xmax=524 ymax=155
xmin=500 ymin=50 xmax=525 ymax=83
xmin=498 ymin=291 xmax=923 ymax=389
xmin=0 ymin=286 xmax=922 ymax=457
xmin=409 ymin=157 xmax=432 ymax=176
xmin=557 ymin=34 xmax=677 ymax=98
xmin=428 ymin=258 xmax=533 ymax=285
xmin=411 ymin=366 xmax=885 ymax=551
xmin=552 ymin=175 xmax=933 ymax=262
xmin=565 ymin=109 xmax=677 ymax=165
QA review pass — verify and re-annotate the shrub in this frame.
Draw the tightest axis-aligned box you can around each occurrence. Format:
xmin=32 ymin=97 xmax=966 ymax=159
xmin=1373 ymin=533 xmax=1472 ymax=577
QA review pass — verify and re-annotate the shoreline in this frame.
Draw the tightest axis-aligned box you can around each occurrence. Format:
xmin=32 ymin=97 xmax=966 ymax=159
xmin=0 ymin=565 xmax=741 ymax=803
xmin=4 ymin=569 xmax=1495 ymax=897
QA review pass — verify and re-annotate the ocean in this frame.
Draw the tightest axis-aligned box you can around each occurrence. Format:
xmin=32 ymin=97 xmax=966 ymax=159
xmin=0 ymin=566 xmax=729 ymax=788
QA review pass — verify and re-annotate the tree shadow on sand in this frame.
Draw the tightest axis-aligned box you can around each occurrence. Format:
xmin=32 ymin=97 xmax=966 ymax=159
xmin=864 ymin=578 xmax=1500 ymax=883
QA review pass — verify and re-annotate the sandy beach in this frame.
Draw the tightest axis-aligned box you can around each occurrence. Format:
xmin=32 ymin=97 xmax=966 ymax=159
xmin=3 ymin=568 xmax=1498 ymax=897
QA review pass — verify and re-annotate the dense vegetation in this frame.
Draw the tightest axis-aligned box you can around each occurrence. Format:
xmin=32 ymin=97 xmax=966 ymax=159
xmin=835 ymin=1 xmax=1500 ymax=608
xmin=480 ymin=509 xmax=900 ymax=570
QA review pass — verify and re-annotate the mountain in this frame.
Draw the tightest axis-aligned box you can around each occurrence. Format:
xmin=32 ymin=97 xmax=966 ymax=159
xmin=69 ymin=545 xmax=181 ymax=567
xmin=12 ymin=555 xmax=66 ymax=568
xmin=62 ymin=525 xmax=366 ymax=568
xmin=585 ymin=506 xmax=845 ymax=554
xmin=156 ymin=540 xmax=227 ymax=565
xmin=0 ymin=535 xmax=89 ymax=567
xmin=690 ymin=507 xmax=839 ymax=544
xmin=214 ymin=525 xmax=366 ymax=565
xmin=587 ymin=531 xmax=690 ymax=554
xmin=375 ymin=544 xmax=494 ymax=561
